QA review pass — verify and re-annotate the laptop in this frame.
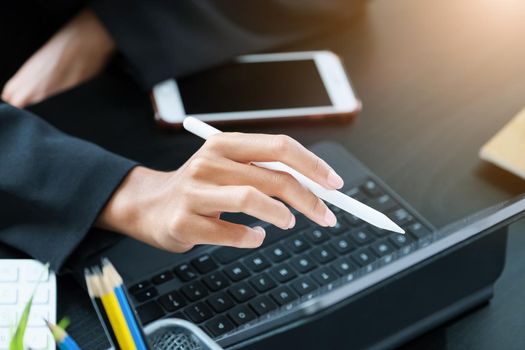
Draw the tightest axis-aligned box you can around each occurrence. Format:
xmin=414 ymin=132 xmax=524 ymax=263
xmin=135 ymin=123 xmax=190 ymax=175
xmin=80 ymin=142 xmax=525 ymax=349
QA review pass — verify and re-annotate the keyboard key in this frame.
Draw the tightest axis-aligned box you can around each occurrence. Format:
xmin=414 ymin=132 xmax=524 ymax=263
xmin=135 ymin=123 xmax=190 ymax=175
xmin=207 ymin=292 xmax=235 ymax=312
xmin=361 ymin=179 xmax=383 ymax=197
xmin=185 ymin=302 xmax=214 ymax=323
xmin=264 ymin=244 xmax=291 ymax=263
xmin=0 ymin=287 xmax=17 ymax=304
xmin=212 ymin=247 xmax=251 ymax=264
xmin=244 ymin=254 xmax=271 ymax=272
xmin=158 ymin=291 xmax=187 ymax=312
xmin=349 ymin=229 xmax=375 ymax=245
xmin=192 ymin=255 xmax=219 ymax=274
xmin=203 ymin=271 xmax=230 ymax=291
xmin=23 ymin=328 xmax=49 ymax=349
xmin=0 ymin=266 xmax=18 ymax=282
xmin=332 ymin=235 xmax=355 ymax=254
xmin=312 ymin=267 xmax=338 ymax=285
xmin=173 ymin=263 xmax=198 ymax=282
xmin=368 ymin=194 xmax=398 ymax=213
xmin=0 ymin=310 xmax=16 ymax=327
xmin=24 ymin=262 xmax=49 ymax=282
xmin=310 ymin=246 xmax=337 ymax=264
xmin=305 ymin=228 xmax=330 ymax=245
xmin=151 ymin=271 xmax=173 ymax=285
xmin=205 ymin=315 xmax=235 ymax=337
xmin=293 ymin=215 xmax=312 ymax=231
xmin=228 ymin=305 xmax=257 ymax=326
xmin=371 ymin=240 xmax=395 ymax=257
xmin=284 ymin=236 xmax=310 ymax=253
xmin=290 ymin=256 xmax=317 ymax=273
xmin=0 ymin=329 xmax=10 ymax=349
xmin=224 ymin=262 xmax=250 ymax=282
xmin=333 ymin=258 xmax=358 ymax=276
xmin=291 ymin=277 xmax=318 ymax=296
xmin=342 ymin=214 xmax=363 ymax=227
xmin=134 ymin=287 xmax=158 ymax=303
xmin=136 ymin=301 xmax=165 ymax=324
xmin=328 ymin=204 xmax=342 ymax=215
xmin=389 ymin=232 xmax=413 ymax=248
xmin=228 ymin=282 xmax=256 ymax=302
xmin=249 ymin=273 xmax=277 ymax=292
xmin=369 ymin=225 xmax=390 ymax=237
xmin=407 ymin=222 xmax=432 ymax=239
xmin=271 ymin=286 xmax=298 ymax=306
xmin=249 ymin=295 xmax=278 ymax=316
xmin=260 ymin=225 xmax=298 ymax=248
xmin=388 ymin=208 xmax=414 ymax=226
xmin=129 ymin=280 xmax=151 ymax=295
xmin=27 ymin=306 xmax=49 ymax=326
xmin=26 ymin=288 xmax=49 ymax=305
xmin=351 ymin=248 xmax=377 ymax=267
xmin=346 ymin=187 xmax=369 ymax=202
xmin=327 ymin=218 xmax=347 ymax=235
xmin=181 ymin=281 xmax=208 ymax=301
xmin=270 ymin=264 xmax=297 ymax=283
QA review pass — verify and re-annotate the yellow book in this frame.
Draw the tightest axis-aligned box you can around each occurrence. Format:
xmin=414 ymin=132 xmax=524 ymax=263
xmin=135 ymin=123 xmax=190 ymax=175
xmin=480 ymin=107 xmax=525 ymax=179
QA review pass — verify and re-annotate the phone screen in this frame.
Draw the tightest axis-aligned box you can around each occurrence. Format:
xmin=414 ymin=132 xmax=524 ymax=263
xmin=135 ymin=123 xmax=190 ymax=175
xmin=177 ymin=60 xmax=332 ymax=114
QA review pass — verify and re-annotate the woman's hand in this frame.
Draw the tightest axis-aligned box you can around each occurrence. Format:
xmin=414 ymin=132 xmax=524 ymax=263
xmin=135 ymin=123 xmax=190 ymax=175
xmin=96 ymin=133 xmax=344 ymax=253
xmin=1 ymin=8 xmax=114 ymax=108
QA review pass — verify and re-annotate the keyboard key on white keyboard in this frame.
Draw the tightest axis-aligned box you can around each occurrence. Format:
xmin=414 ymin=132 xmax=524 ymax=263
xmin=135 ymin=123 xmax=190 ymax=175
xmin=24 ymin=263 xmax=49 ymax=282
xmin=22 ymin=288 xmax=49 ymax=305
xmin=0 ymin=266 xmax=18 ymax=282
xmin=0 ymin=288 xmax=17 ymax=305
xmin=0 ymin=310 xmax=16 ymax=327
xmin=0 ymin=329 xmax=10 ymax=350
xmin=24 ymin=327 xmax=49 ymax=349
xmin=27 ymin=307 xmax=49 ymax=327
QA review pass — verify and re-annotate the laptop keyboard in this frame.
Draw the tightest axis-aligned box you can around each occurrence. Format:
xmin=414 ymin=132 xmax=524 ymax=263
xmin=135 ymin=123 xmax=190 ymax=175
xmin=128 ymin=178 xmax=433 ymax=340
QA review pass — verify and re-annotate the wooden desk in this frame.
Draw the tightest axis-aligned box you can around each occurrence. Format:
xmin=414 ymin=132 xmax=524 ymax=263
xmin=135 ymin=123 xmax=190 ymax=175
xmin=22 ymin=0 xmax=525 ymax=348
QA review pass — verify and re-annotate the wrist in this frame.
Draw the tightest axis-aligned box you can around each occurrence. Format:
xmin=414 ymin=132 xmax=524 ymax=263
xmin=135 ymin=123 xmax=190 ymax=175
xmin=96 ymin=166 xmax=167 ymax=238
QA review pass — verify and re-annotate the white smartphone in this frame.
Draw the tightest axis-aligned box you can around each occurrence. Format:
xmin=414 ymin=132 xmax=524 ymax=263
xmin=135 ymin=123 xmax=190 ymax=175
xmin=151 ymin=51 xmax=361 ymax=127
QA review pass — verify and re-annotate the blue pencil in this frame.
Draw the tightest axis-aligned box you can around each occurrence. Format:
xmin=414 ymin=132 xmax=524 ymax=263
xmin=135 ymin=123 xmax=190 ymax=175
xmin=45 ymin=320 xmax=81 ymax=350
xmin=102 ymin=260 xmax=149 ymax=350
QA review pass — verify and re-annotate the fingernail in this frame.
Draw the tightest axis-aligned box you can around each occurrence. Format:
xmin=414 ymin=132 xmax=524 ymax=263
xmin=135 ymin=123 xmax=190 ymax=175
xmin=327 ymin=169 xmax=344 ymax=189
xmin=251 ymin=226 xmax=266 ymax=246
xmin=253 ymin=226 xmax=265 ymax=233
xmin=287 ymin=215 xmax=296 ymax=229
xmin=253 ymin=226 xmax=266 ymax=236
xmin=323 ymin=208 xmax=337 ymax=227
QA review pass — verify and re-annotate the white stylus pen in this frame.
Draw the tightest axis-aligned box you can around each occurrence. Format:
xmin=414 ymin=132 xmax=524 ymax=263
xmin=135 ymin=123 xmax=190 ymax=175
xmin=183 ymin=117 xmax=405 ymax=234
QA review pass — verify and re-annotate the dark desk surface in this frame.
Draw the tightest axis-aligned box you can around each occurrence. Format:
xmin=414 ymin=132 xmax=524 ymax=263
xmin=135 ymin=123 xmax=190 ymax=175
xmin=13 ymin=0 xmax=525 ymax=348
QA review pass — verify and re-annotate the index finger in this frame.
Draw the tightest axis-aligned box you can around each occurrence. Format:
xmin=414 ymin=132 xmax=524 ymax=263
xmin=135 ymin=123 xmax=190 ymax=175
xmin=206 ymin=133 xmax=344 ymax=189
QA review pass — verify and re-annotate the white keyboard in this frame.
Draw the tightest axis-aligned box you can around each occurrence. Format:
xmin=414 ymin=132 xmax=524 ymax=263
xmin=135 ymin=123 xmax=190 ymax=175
xmin=0 ymin=260 xmax=56 ymax=350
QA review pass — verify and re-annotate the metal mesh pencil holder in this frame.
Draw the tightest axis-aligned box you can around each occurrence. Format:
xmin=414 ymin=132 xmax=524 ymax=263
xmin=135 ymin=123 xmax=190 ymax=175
xmin=144 ymin=318 xmax=223 ymax=350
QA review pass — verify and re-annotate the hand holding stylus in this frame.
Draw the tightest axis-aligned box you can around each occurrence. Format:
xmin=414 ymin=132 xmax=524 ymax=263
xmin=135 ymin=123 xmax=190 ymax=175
xmin=183 ymin=117 xmax=404 ymax=234
xmin=96 ymin=126 xmax=344 ymax=252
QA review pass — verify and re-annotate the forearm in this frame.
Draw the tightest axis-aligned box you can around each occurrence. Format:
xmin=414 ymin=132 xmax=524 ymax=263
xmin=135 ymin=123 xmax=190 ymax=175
xmin=0 ymin=104 xmax=136 ymax=271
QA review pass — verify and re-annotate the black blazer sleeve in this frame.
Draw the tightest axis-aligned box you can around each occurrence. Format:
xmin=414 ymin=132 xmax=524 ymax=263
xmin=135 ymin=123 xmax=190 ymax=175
xmin=91 ymin=0 xmax=362 ymax=88
xmin=0 ymin=103 xmax=137 ymax=271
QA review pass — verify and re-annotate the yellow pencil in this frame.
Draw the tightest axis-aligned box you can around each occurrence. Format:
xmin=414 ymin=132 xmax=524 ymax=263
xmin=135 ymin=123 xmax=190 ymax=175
xmin=95 ymin=273 xmax=138 ymax=350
